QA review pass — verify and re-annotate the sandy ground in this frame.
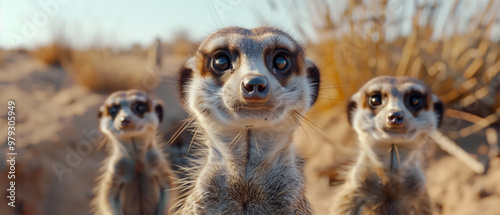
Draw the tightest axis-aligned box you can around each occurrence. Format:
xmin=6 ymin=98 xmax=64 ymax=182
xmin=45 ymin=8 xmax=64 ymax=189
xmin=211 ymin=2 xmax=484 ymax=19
xmin=0 ymin=51 xmax=499 ymax=214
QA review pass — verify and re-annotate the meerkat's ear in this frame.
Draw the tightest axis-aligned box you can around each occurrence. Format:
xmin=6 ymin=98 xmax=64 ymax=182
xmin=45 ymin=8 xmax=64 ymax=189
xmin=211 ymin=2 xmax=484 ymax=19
xmin=347 ymin=100 xmax=357 ymax=126
xmin=347 ymin=93 xmax=359 ymax=126
xmin=154 ymin=102 xmax=164 ymax=123
xmin=178 ymin=57 xmax=195 ymax=106
xmin=305 ymin=59 xmax=320 ymax=107
xmin=432 ymin=95 xmax=444 ymax=127
xmin=97 ymin=106 xmax=104 ymax=119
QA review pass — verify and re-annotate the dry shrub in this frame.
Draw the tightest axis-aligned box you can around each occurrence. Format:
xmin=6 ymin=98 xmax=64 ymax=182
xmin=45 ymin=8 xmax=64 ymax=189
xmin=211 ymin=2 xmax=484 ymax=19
xmin=29 ymin=43 xmax=70 ymax=66
xmin=29 ymin=43 xmax=150 ymax=92
xmin=66 ymin=49 xmax=150 ymax=92
xmin=28 ymin=28 xmax=156 ymax=92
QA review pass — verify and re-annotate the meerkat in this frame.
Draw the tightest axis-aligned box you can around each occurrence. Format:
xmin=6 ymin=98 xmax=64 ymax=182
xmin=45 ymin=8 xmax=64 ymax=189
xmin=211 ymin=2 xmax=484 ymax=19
xmin=92 ymin=90 xmax=179 ymax=215
xmin=175 ymin=27 xmax=320 ymax=214
xmin=329 ymin=76 xmax=444 ymax=215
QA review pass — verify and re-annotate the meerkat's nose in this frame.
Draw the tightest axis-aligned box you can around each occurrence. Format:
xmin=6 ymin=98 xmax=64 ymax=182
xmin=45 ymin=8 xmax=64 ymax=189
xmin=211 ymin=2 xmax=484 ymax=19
xmin=387 ymin=110 xmax=404 ymax=126
xmin=241 ymin=76 xmax=269 ymax=101
xmin=120 ymin=116 xmax=132 ymax=126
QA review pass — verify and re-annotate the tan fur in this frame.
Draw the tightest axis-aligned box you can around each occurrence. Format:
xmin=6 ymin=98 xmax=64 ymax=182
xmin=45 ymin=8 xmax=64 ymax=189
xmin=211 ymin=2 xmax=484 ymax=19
xmin=331 ymin=76 xmax=443 ymax=215
xmin=176 ymin=27 xmax=320 ymax=214
xmin=91 ymin=90 xmax=179 ymax=215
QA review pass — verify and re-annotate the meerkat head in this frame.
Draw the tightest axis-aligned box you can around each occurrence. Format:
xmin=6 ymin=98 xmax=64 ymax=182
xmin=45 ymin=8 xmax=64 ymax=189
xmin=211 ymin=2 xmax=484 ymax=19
xmin=347 ymin=76 xmax=443 ymax=147
xmin=98 ymin=90 xmax=164 ymax=140
xmin=179 ymin=27 xmax=320 ymax=129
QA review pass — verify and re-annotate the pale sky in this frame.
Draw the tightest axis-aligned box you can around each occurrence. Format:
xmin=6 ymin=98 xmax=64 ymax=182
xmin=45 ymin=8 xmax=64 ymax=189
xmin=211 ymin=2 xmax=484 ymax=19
xmin=0 ymin=0 xmax=498 ymax=49
xmin=0 ymin=0 xmax=312 ymax=49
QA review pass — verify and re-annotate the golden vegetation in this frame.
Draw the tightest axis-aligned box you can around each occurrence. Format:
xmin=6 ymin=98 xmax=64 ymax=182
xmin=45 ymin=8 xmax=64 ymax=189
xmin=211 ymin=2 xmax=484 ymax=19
xmin=30 ymin=43 xmax=149 ymax=92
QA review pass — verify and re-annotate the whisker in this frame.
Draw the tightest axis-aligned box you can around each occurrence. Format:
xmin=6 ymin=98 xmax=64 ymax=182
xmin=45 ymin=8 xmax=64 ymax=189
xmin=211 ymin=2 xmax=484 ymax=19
xmin=164 ymin=115 xmax=196 ymax=149
xmin=254 ymin=136 xmax=261 ymax=157
xmin=293 ymin=111 xmax=336 ymax=148
xmin=292 ymin=113 xmax=314 ymax=154
xmin=229 ymin=127 xmax=248 ymax=150
xmin=186 ymin=114 xmax=208 ymax=156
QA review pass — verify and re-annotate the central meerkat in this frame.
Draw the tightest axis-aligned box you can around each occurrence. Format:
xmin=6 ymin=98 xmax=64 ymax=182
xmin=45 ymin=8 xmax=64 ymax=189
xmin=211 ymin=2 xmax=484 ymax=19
xmin=177 ymin=27 xmax=320 ymax=214
xmin=330 ymin=76 xmax=443 ymax=215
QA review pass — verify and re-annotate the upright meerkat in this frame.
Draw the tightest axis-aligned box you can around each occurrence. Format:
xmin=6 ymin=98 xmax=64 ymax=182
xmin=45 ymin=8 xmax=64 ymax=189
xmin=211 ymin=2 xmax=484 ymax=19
xmin=176 ymin=27 xmax=320 ymax=214
xmin=92 ymin=90 xmax=178 ymax=215
xmin=330 ymin=76 xmax=443 ymax=215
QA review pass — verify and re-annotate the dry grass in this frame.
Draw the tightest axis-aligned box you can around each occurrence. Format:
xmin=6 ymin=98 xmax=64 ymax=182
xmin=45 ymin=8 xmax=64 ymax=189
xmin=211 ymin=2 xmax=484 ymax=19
xmin=29 ymin=43 xmax=152 ymax=92
xmin=28 ymin=32 xmax=196 ymax=93
xmin=66 ymin=49 xmax=149 ymax=92
xmin=29 ymin=43 xmax=68 ymax=66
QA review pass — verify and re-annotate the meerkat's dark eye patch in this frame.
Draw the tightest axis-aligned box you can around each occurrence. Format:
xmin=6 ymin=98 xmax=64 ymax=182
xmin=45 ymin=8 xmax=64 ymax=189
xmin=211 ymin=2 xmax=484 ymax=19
xmin=405 ymin=92 xmax=427 ymax=115
xmin=212 ymin=50 xmax=232 ymax=73
xmin=131 ymin=101 xmax=149 ymax=117
xmin=107 ymin=104 xmax=120 ymax=119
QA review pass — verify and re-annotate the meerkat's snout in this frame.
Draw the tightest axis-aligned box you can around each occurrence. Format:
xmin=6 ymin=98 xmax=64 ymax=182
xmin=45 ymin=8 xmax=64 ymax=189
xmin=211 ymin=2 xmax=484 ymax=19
xmin=387 ymin=109 xmax=404 ymax=126
xmin=115 ymin=109 xmax=138 ymax=130
xmin=240 ymin=75 xmax=270 ymax=101
xmin=120 ymin=115 xmax=133 ymax=128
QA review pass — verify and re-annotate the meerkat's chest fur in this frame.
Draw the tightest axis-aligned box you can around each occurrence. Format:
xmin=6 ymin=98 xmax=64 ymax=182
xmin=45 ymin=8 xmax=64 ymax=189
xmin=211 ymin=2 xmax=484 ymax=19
xmin=109 ymin=149 xmax=166 ymax=185
xmin=331 ymin=142 xmax=432 ymax=215
xmin=111 ymin=146 xmax=164 ymax=182
xmin=99 ymin=140 xmax=171 ymax=215
xmin=180 ymin=128 xmax=311 ymax=214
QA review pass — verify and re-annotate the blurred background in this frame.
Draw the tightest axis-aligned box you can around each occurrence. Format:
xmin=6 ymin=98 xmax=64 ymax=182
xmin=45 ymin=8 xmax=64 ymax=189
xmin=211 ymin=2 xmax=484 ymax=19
xmin=0 ymin=0 xmax=499 ymax=214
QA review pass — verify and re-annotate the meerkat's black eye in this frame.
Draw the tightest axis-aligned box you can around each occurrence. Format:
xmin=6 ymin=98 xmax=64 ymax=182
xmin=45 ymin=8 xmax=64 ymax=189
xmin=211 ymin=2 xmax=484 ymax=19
xmin=273 ymin=54 xmax=289 ymax=71
xmin=409 ymin=93 xmax=423 ymax=108
xmin=213 ymin=53 xmax=231 ymax=72
xmin=107 ymin=105 xmax=120 ymax=118
xmin=369 ymin=93 xmax=382 ymax=107
xmin=132 ymin=101 xmax=149 ymax=115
